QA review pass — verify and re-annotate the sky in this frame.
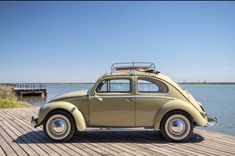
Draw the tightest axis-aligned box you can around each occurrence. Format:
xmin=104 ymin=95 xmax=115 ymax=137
xmin=0 ymin=2 xmax=235 ymax=83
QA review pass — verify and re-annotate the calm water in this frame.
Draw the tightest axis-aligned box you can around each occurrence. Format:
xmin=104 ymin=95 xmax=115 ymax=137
xmin=21 ymin=84 xmax=235 ymax=136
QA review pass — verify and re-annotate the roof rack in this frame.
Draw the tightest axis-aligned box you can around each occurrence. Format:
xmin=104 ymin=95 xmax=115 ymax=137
xmin=111 ymin=62 xmax=157 ymax=74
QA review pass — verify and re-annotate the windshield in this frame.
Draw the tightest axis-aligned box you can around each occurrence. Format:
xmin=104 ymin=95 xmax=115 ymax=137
xmin=87 ymin=83 xmax=95 ymax=94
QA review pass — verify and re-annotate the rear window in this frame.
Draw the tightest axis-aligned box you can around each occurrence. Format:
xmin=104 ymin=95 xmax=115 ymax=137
xmin=137 ymin=78 xmax=168 ymax=93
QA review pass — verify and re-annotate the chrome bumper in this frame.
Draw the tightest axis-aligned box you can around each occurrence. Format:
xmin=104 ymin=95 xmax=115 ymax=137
xmin=31 ymin=116 xmax=38 ymax=128
xmin=207 ymin=117 xmax=217 ymax=127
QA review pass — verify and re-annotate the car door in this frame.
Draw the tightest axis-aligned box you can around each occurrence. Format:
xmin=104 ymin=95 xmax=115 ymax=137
xmin=135 ymin=77 xmax=171 ymax=126
xmin=89 ymin=77 xmax=135 ymax=126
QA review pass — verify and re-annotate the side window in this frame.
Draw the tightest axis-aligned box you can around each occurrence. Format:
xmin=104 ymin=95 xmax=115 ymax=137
xmin=137 ymin=78 xmax=168 ymax=93
xmin=96 ymin=79 xmax=131 ymax=93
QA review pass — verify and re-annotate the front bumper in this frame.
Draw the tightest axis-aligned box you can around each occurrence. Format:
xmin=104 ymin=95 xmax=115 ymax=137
xmin=31 ymin=116 xmax=38 ymax=128
xmin=207 ymin=117 xmax=217 ymax=127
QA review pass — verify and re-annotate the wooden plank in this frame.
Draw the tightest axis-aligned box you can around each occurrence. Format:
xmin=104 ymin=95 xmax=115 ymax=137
xmin=101 ymin=131 xmax=182 ymax=156
xmin=0 ymin=130 xmax=17 ymax=156
xmin=77 ymin=132 xmax=151 ymax=156
xmin=84 ymin=131 xmax=145 ymax=156
xmin=6 ymin=113 xmax=91 ymax=156
xmin=1 ymin=109 xmax=75 ymax=156
xmin=138 ymin=130 xmax=235 ymax=156
xmin=0 ymin=115 xmax=48 ymax=156
xmin=15 ymin=123 xmax=70 ymax=156
xmin=11 ymin=119 xmax=71 ymax=156
xmin=0 ymin=124 xmax=28 ymax=156
xmin=3 ymin=120 xmax=59 ymax=156
xmin=0 ymin=146 xmax=6 ymax=156
xmin=195 ymin=129 xmax=235 ymax=141
xmin=0 ymin=121 xmax=38 ymax=156
xmin=72 ymin=131 xmax=133 ymax=156
xmin=6 ymin=109 xmax=117 ymax=156
xmin=1 ymin=107 xmax=235 ymax=156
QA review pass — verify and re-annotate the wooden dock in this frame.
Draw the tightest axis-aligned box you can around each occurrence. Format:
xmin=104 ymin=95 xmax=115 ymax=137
xmin=0 ymin=107 xmax=235 ymax=156
xmin=0 ymin=83 xmax=47 ymax=98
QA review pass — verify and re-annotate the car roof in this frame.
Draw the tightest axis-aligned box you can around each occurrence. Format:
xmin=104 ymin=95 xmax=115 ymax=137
xmin=103 ymin=71 xmax=156 ymax=77
xmin=102 ymin=71 xmax=174 ymax=84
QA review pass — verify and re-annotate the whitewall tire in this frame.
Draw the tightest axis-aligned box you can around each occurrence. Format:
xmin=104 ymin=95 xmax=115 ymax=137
xmin=43 ymin=110 xmax=75 ymax=141
xmin=160 ymin=111 xmax=193 ymax=142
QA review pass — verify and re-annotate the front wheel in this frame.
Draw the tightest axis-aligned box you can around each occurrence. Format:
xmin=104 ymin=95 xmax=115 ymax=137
xmin=160 ymin=111 xmax=193 ymax=142
xmin=43 ymin=110 xmax=76 ymax=141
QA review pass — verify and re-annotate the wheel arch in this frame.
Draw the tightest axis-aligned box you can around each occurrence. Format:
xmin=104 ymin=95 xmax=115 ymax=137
xmin=154 ymin=99 xmax=208 ymax=130
xmin=44 ymin=108 xmax=76 ymax=126
xmin=38 ymin=101 xmax=86 ymax=131
xmin=159 ymin=109 xmax=193 ymax=130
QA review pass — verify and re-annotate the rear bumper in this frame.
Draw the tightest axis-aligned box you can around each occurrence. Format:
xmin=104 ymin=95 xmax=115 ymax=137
xmin=31 ymin=116 xmax=39 ymax=128
xmin=207 ymin=117 xmax=217 ymax=127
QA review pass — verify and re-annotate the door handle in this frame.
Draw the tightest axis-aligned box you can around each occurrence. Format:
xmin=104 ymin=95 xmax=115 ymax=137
xmin=126 ymin=98 xmax=134 ymax=102
xmin=94 ymin=95 xmax=103 ymax=101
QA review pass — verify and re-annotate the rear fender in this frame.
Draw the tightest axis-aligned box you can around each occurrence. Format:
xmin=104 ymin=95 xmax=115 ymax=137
xmin=154 ymin=99 xmax=208 ymax=130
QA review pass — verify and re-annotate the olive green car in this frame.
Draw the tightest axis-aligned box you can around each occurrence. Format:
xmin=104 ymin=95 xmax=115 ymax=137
xmin=32 ymin=62 xmax=216 ymax=142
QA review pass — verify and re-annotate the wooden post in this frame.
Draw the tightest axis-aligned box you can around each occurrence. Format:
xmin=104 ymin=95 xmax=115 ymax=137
xmin=41 ymin=92 xmax=45 ymax=98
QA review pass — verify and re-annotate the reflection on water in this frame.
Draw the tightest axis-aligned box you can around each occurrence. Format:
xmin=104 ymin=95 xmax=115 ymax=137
xmin=20 ymin=96 xmax=47 ymax=106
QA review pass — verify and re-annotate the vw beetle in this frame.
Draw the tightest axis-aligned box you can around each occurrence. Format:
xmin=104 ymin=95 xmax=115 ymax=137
xmin=32 ymin=62 xmax=216 ymax=142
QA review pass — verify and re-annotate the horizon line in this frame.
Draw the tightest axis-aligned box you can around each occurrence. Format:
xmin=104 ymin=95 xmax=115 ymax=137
xmin=1 ymin=81 xmax=235 ymax=84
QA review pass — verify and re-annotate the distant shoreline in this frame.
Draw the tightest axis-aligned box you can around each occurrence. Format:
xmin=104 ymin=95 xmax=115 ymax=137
xmin=178 ymin=82 xmax=235 ymax=85
xmin=1 ymin=82 xmax=235 ymax=85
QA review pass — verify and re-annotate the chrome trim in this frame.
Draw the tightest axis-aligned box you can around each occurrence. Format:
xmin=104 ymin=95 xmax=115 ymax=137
xmin=170 ymin=119 xmax=185 ymax=134
xmin=165 ymin=114 xmax=190 ymax=140
xmin=51 ymin=119 xmax=66 ymax=133
xmin=31 ymin=116 xmax=38 ymax=128
xmin=136 ymin=96 xmax=175 ymax=100
xmin=90 ymin=95 xmax=175 ymax=100
xmin=207 ymin=117 xmax=217 ymax=127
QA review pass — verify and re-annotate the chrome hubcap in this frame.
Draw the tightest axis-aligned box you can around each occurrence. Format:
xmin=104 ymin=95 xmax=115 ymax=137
xmin=165 ymin=114 xmax=191 ymax=140
xmin=46 ymin=114 xmax=71 ymax=140
xmin=169 ymin=119 xmax=185 ymax=134
xmin=51 ymin=119 xmax=66 ymax=133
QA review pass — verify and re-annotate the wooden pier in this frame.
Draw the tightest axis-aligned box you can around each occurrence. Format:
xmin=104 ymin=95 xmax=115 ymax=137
xmin=0 ymin=83 xmax=47 ymax=98
xmin=0 ymin=107 xmax=235 ymax=156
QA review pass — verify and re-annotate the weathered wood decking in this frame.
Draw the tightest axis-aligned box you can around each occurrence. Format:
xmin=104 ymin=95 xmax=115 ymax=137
xmin=0 ymin=107 xmax=235 ymax=156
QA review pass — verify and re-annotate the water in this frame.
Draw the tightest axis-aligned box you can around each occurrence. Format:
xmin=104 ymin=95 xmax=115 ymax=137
xmin=21 ymin=83 xmax=94 ymax=105
xmin=181 ymin=84 xmax=235 ymax=136
xmin=22 ymin=83 xmax=235 ymax=136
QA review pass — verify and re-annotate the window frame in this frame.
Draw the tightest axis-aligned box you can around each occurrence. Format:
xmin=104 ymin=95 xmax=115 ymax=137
xmin=95 ymin=78 xmax=132 ymax=94
xmin=136 ymin=77 xmax=168 ymax=94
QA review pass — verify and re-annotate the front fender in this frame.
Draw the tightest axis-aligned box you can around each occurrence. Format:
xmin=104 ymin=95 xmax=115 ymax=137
xmin=38 ymin=101 xmax=86 ymax=131
xmin=154 ymin=99 xmax=208 ymax=130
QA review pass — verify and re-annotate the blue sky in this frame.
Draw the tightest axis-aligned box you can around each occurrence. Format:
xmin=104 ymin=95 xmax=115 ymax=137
xmin=1 ymin=2 xmax=235 ymax=83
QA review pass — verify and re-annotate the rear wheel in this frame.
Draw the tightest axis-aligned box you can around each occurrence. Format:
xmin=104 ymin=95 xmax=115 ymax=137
xmin=43 ymin=110 xmax=75 ymax=141
xmin=160 ymin=111 xmax=193 ymax=142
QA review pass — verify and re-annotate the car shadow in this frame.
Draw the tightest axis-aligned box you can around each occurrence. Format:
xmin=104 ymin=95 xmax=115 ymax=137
xmin=15 ymin=130 xmax=204 ymax=144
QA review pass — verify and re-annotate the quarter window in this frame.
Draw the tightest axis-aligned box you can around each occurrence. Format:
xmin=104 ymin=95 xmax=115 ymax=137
xmin=96 ymin=79 xmax=131 ymax=93
xmin=137 ymin=78 xmax=168 ymax=93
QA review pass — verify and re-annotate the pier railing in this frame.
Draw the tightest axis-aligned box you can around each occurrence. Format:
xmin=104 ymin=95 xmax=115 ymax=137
xmin=15 ymin=83 xmax=46 ymax=90
xmin=0 ymin=83 xmax=46 ymax=90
